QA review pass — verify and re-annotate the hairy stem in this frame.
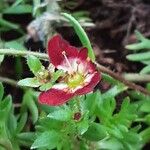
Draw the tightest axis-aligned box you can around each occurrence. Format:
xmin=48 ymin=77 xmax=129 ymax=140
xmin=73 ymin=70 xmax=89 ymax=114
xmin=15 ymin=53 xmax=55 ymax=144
xmin=0 ymin=49 xmax=48 ymax=60
xmin=0 ymin=49 xmax=150 ymax=96
xmin=96 ymin=63 xmax=150 ymax=96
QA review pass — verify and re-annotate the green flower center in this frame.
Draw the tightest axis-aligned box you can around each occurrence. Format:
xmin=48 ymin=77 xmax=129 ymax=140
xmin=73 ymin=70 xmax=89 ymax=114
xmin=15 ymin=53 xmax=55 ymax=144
xmin=67 ymin=73 xmax=84 ymax=88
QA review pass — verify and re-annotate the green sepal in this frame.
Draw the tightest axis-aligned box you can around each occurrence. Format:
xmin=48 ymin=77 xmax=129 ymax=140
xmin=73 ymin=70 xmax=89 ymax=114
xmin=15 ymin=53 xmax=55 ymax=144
xmin=18 ymin=77 xmax=41 ymax=87
xmin=27 ymin=55 xmax=43 ymax=75
xmin=39 ymin=82 xmax=53 ymax=91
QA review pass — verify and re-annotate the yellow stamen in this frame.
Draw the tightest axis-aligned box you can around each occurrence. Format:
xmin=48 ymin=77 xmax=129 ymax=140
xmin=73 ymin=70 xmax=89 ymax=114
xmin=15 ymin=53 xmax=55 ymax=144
xmin=67 ymin=73 xmax=84 ymax=88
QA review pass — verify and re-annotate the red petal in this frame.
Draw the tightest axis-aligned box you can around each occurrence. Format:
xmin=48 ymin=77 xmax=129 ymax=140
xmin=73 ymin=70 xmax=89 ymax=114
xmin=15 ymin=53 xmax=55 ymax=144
xmin=75 ymin=72 xmax=101 ymax=95
xmin=78 ymin=48 xmax=88 ymax=60
xmin=47 ymin=35 xmax=78 ymax=67
xmin=39 ymin=88 xmax=74 ymax=106
xmin=87 ymin=61 xmax=97 ymax=73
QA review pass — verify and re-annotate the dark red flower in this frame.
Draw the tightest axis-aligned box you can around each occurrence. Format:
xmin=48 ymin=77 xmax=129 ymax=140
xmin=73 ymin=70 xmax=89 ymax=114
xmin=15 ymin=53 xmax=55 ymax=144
xmin=39 ymin=35 xmax=101 ymax=106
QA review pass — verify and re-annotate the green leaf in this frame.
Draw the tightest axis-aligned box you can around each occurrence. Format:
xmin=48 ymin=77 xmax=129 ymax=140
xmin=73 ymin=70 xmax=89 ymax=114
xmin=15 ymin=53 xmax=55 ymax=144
xmin=102 ymin=73 xmax=120 ymax=85
xmin=125 ymin=31 xmax=150 ymax=50
xmin=0 ymin=55 xmax=4 ymax=65
xmin=72 ymin=11 xmax=91 ymax=21
xmin=16 ymin=112 xmax=28 ymax=133
xmin=31 ymin=131 xmax=60 ymax=149
xmin=0 ymin=82 xmax=4 ymax=101
xmin=18 ymin=78 xmax=41 ymax=87
xmin=12 ymin=0 xmax=24 ymax=7
xmin=140 ymin=100 xmax=150 ymax=113
xmin=141 ymin=60 xmax=150 ymax=65
xmin=5 ymin=40 xmax=26 ymax=50
xmin=62 ymin=13 xmax=95 ymax=61
xmin=124 ymin=132 xmax=141 ymax=144
xmin=140 ymin=127 xmax=150 ymax=143
xmin=15 ymin=57 xmax=23 ymax=79
xmin=23 ymin=91 xmax=38 ymax=124
xmin=0 ymin=18 xmax=19 ymax=30
xmin=98 ymin=138 xmax=123 ymax=150
xmin=102 ymin=85 xmax=127 ymax=100
xmin=7 ymin=112 xmax=17 ymax=135
xmin=131 ymin=125 xmax=141 ymax=133
xmin=47 ymin=108 xmax=72 ymax=121
xmin=96 ymin=93 xmax=116 ymax=121
xmin=108 ymin=125 xmax=123 ymax=139
xmin=144 ymin=114 xmax=150 ymax=125
xmin=39 ymin=118 xmax=63 ymax=130
xmin=17 ymin=132 xmax=35 ymax=147
xmin=129 ymin=91 xmax=150 ymax=101
xmin=0 ymin=95 xmax=12 ymax=122
xmin=84 ymin=90 xmax=101 ymax=115
xmin=33 ymin=0 xmax=41 ymax=16
xmin=135 ymin=30 xmax=146 ymax=41
xmin=27 ymin=55 xmax=43 ymax=75
xmin=0 ymin=138 xmax=13 ymax=150
xmin=4 ymin=5 xmax=32 ymax=14
xmin=126 ymin=52 xmax=150 ymax=61
xmin=77 ymin=117 xmax=89 ymax=135
xmin=140 ymin=65 xmax=150 ymax=74
xmin=83 ymin=123 xmax=107 ymax=141
xmin=113 ymin=97 xmax=137 ymax=126
xmin=126 ymin=42 xmax=148 ymax=51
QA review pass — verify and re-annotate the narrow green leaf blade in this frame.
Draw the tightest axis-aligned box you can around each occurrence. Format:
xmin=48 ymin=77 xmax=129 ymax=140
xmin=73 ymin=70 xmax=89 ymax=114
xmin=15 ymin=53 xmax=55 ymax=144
xmin=0 ymin=18 xmax=19 ymax=30
xmin=140 ymin=65 xmax=150 ymax=74
xmin=16 ymin=112 xmax=28 ymax=133
xmin=17 ymin=132 xmax=35 ymax=147
xmin=4 ymin=5 xmax=32 ymax=14
xmin=62 ymin=13 xmax=95 ymax=61
xmin=126 ymin=52 xmax=150 ymax=61
xmin=0 ymin=55 xmax=4 ymax=65
xmin=0 ymin=82 xmax=4 ymax=101
xmin=5 ymin=40 xmax=26 ymax=50
xmin=23 ymin=91 xmax=38 ymax=123
xmin=140 ymin=127 xmax=150 ymax=143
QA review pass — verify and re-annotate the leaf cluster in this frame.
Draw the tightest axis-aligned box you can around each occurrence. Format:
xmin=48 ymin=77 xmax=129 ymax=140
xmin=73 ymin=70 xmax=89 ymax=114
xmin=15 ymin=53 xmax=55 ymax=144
xmin=0 ymin=82 xmax=39 ymax=150
xmin=126 ymin=30 xmax=150 ymax=74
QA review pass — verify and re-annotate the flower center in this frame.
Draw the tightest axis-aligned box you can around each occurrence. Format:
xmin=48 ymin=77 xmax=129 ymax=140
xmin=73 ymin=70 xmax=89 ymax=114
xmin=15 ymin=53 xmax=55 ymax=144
xmin=67 ymin=73 xmax=84 ymax=88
